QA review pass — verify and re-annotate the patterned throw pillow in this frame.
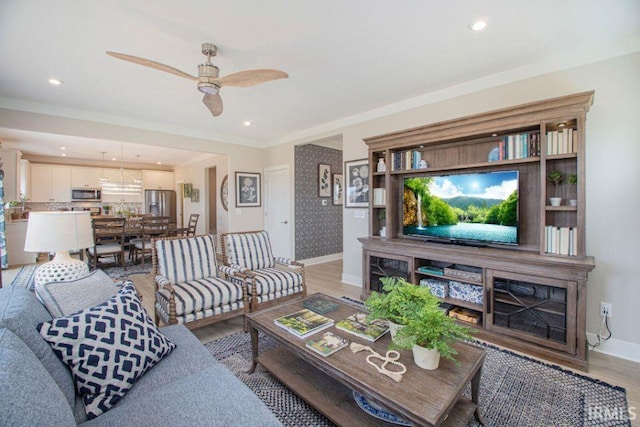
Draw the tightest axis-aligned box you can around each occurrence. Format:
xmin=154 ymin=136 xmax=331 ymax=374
xmin=37 ymin=283 xmax=176 ymax=419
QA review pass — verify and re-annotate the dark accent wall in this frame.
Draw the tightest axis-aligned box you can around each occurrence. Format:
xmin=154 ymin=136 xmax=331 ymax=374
xmin=295 ymin=144 xmax=343 ymax=260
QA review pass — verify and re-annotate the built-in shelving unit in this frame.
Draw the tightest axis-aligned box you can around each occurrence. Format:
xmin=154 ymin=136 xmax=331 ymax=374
xmin=360 ymin=92 xmax=596 ymax=370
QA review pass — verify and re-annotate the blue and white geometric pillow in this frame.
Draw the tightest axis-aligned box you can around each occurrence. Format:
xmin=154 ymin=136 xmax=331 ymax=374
xmin=37 ymin=283 xmax=176 ymax=419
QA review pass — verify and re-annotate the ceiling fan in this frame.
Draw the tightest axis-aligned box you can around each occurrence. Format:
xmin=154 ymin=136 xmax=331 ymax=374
xmin=106 ymin=43 xmax=288 ymax=117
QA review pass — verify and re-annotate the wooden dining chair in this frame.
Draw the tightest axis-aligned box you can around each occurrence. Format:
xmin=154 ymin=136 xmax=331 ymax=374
xmin=131 ymin=216 xmax=170 ymax=267
xmin=87 ymin=217 xmax=126 ymax=270
xmin=186 ymin=213 xmax=199 ymax=237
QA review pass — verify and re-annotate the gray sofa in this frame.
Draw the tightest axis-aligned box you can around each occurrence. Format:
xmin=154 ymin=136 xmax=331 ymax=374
xmin=0 ymin=284 xmax=282 ymax=426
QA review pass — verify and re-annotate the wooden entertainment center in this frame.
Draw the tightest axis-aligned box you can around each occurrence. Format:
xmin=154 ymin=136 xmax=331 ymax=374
xmin=360 ymin=92 xmax=596 ymax=370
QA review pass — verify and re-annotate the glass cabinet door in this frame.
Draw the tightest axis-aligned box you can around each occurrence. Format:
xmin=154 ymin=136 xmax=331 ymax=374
xmin=486 ymin=269 xmax=577 ymax=354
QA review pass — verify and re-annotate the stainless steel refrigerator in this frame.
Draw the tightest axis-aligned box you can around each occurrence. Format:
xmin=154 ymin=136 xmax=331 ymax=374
xmin=144 ymin=190 xmax=177 ymax=225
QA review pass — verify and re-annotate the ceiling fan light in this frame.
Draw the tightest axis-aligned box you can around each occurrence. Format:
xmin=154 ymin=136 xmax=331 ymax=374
xmin=198 ymin=82 xmax=219 ymax=94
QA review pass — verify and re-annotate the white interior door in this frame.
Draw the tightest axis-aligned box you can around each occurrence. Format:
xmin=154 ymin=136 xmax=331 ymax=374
xmin=265 ymin=166 xmax=292 ymax=259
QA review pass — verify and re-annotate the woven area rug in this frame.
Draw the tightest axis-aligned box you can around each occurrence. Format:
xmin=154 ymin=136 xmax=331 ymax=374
xmin=205 ymin=331 xmax=630 ymax=427
xmin=8 ymin=263 xmax=150 ymax=290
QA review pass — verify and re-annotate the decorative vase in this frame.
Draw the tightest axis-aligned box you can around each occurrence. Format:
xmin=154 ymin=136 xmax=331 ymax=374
xmin=387 ymin=320 xmax=404 ymax=343
xmin=379 ymin=226 xmax=387 ymax=238
xmin=569 ymin=199 xmax=577 ymax=207
xmin=412 ymin=344 xmax=440 ymax=370
xmin=549 ymin=197 xmax=562 ymax=207
xmin=377 ymin=158 xmax=386 ymax=173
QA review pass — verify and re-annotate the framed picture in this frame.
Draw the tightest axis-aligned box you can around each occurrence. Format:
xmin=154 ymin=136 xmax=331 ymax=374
xmin=190 ymin=188 xmax=200 ymax=203
xmin=318 ymin=164 xmax=331 ymax=197
xmin=183 ymin=183 xmax=193 ymax=198
xmin=344 ymin=159 xmax=370 ymax=208
xmin=235 ymin=172 xmax=261 ymax=207
xmin=332 ymin=173 xmax=343 ymax=205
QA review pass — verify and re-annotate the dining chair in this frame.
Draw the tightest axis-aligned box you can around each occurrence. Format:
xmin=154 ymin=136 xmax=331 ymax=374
xmin=131 ymin=216 xmax=170 ymax=267
xmin=87 ymin=217 xmax=126 ymax=270
xmin=186 ymin=213 xmax=199 ymax=237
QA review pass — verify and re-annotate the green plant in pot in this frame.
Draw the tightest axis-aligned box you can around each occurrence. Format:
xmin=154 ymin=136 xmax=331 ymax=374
xmin=567 ymin=174 xmax=578 ymax=206
xmin=548 ymin=170 xmax=564 ymax=206
xmin=392 ymin=295 xmax=472 ymax=370
xmin=364 ymin=276 xmax=437 ymax=342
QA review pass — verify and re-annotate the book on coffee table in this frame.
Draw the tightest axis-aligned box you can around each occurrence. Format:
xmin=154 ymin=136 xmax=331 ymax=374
xmin=335 ymin=313 xmax=389 ymax=342
xmin=303 ymin=296 xmax=340 ymax=314
xmin=274 ymin=309 xmax=334 ymax=339
xmin=306 ymin=332 xmax=349 ymax=357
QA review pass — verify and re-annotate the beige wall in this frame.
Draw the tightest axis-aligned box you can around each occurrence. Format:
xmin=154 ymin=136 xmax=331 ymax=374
xmin=271 ymin=52 xmax=640 ymax=358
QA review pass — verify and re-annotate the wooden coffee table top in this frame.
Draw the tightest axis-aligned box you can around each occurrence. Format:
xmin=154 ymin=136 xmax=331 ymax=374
xmin=247 ymin=293 xmax=486 ymax=426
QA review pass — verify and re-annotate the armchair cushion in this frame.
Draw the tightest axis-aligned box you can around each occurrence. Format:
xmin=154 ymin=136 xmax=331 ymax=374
xmin=156 ymin=277 xmax=244 ymax=318
xmin=37 ymin=283 xmax=176 ymax=419
xmin=224 ymin=231 xmax=274 ymax=270
xmin=155 ymin=235 xmax=219 ymax=283
xmin=249 ymin=268 xmax=304 ymax=298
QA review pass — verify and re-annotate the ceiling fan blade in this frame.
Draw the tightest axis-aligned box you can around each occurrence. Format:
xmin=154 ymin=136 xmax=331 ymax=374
xmin=215 ymin=69 xmax=288 ymax=88
xmin=203 ymin=93 xmax=223 ymax=117
xmin=106 ymin=51 xmax=197 ymax=81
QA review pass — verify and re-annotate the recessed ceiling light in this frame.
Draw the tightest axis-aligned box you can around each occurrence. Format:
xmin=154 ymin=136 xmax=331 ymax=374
xmin=243 ymin=121 xmax=252 ymax=127
xmin=469 ymin=19 xmax=487 ymax=31
xmin=48 ymin=78 xmax=63 ymax=85
xmin=156 ymin=161 xmax=162 ymax=165
xmin=112 ymin=157 xmax=117 ymax=161
xmin=558 ymin=122 xmax=566 ymax=127
xmin=61 ymin=153 xmax=67 ymax=157
xmin=491 ymin=133 xmax=498 ymax=137
xmin=60 ymin=146 xmax=67 ymax=150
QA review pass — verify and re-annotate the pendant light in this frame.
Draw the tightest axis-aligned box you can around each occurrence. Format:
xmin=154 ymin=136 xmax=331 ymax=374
xmin=99 ymin=152 xmax=109 ymax=184
xmin=101 ymin=143 xmax=142 ymax=195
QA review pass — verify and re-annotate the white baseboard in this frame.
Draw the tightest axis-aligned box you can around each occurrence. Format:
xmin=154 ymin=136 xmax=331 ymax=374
xmin=586 ymin=333 xmax=640 ymax=364
xmin=299 ymin=253 xmax=343 ymax=266
xmin=341 ymin=273 xmax=362 ymax=288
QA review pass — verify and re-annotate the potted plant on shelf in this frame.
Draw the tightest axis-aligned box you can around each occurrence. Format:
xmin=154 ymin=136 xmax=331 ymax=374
xmin=392 ymin=292 xmax=472 ymax=370
xmin=548 ymin=170 xmax=564 ymax=206
xmin=365 ymin=276 xmax=436 ymax=342
xmin=567 ymin=174 xmax=578 ymax=206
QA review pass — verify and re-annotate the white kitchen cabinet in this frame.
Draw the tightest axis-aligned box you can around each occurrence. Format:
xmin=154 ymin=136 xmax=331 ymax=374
xmin=71 ymin=167 xmax=101 ymax=188
xmin=143 ymin=170 xmax=174 ymax=190
xmin=30 ymin=164 xmax=71 ymax=202
xmin=0 ymin=149 xmax=23 ymax=202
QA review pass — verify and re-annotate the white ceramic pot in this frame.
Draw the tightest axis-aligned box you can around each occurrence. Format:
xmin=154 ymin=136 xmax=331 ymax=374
xmin=549 ymin=197 xmax=562 ymax=207
xmin=387 ymin=320 xmax=404 ymax=343
xmin=412 ymin=344 xmax=441 ymax=370
xmin=569 ymin=199 xmax=577 ymax=207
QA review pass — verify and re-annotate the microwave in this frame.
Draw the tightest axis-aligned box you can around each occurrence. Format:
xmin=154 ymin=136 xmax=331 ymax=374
xmin=71 ymin=188 xmax=101 ymax=201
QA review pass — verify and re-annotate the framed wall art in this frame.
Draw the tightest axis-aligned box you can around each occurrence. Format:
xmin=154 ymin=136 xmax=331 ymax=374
xmin=318 ymin=164 xmax=331 ymax=197
xmin=183 ymin=183 xmax=193 ymax=198
xmin=190 ymin=188 xmax=200 ymax=203
xmin=235 ymin=172 xmax=261 ymax=207
xmin=344 ymin=158 xmax=369 ymax=208
xmin=332 ymin=173 xmax=343 ymax=205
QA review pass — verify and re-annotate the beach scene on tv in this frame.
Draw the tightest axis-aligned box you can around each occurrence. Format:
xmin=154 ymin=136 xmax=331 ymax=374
xmin=403 ymin=171 xmax=519 ymax=245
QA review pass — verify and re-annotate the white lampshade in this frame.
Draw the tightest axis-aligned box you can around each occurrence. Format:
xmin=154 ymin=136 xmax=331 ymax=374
xmin=24 ymin=211 xmax=94 ymax=286
xmin=25 ymin=211 xmax=94 ymax=253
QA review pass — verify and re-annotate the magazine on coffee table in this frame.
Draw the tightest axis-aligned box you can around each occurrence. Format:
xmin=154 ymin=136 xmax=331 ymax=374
xmin=306 ymin=332 xmax=349 ymax=357
xmin=274 ymin=309 xmax=334 ymax=339
xmin=335 ymin=313 xmax=389 ymax=342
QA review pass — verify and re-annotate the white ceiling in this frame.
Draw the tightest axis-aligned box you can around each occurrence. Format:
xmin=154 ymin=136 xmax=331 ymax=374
xmin=0 ymin=0 xmax=639 ymax=167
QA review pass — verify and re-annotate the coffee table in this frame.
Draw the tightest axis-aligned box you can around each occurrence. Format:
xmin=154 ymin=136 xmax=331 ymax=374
xmin=247 ymin=293 xmax=485 ymax=427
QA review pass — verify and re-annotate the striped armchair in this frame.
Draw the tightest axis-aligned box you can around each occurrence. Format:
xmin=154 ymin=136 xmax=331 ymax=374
xmin=151 ymin=234 xmax=247 ymax=330
xmin=221 ymin=230 xmax=306 ymax=312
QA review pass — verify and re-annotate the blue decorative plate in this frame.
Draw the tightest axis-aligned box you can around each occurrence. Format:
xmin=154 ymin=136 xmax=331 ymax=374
xmin=352 ymin=391 xmax=413 ymax=426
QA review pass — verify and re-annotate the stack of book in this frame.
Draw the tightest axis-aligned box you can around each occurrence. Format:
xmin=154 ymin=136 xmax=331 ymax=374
xmin=544 ymin=226 xmax=578 ymax=256
xmin=274 ymin=309 xmax=334 ymax=339
xmin=546 ymin=128 xmax=577 ymax=155
xmin=498 ymin=132 xmax=541 ymax=160
xmin=391 ymin=150 xmax=423 ymax=171
xmin=305 ymin=332 xmax=349 ymax=357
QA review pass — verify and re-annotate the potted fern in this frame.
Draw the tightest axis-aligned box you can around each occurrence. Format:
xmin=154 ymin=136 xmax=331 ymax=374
xmin=364 ymin=276 xmax=434 ymax=342
xmin=392 ymin=294 xmax=472 ymax=370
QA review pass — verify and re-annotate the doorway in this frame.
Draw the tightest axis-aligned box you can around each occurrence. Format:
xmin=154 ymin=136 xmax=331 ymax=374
xmin=265 ymin=165 xmax=291 ymax=258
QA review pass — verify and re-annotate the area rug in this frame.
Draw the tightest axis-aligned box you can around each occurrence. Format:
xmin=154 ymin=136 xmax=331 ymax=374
xmin=205 ymin=331 xmax=631 ymax=427
xmin=8 ymin=263 xmax=151 ymax=290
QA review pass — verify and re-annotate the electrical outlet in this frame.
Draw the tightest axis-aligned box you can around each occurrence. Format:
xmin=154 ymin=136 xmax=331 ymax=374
xmin=600 ymin=302 xmax=612 ymax=318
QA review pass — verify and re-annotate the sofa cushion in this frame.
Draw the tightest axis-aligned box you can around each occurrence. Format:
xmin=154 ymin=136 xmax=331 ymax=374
xmin=38 ymin=283 xmax=176 ymax=419
xmin=224 ymin=231 xmax=275 ymax=270
xmin=155 ymin=235 xmax=219 ymax=283
xmin=35 ymin=269 xmax=122 ymax=318
xmin=80 ymin=363 xmax=283 ymax=427
xmin=0 ymin=286 xmax=76 ymax=409
xmin=0 ymin=328 xmax=76 ymax=426
xmin=249 ymin=268 xmax=304 ymax=296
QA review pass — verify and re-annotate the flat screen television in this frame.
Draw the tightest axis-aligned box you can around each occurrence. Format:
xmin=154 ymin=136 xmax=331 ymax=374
xmin=402 ymin=170 xmax=519 ymax=246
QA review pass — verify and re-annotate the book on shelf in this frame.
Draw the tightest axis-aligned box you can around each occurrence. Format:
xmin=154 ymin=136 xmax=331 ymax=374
xmin=546 ymin=128 xmax=577 ymax=155
xmin=373 ymin=188 xmax=386 ymax=205
xmin=500 ymin=132 xmax=540 ymax=160
xmin=417 ymin=265 xmax=445 ymax=275
xmin=335 ymin=313 xmax=389 ymax=342
xmin=274 ymin=309 xmax=334 ymax=339
xmin=305 ymin=332 xmax=349 ymax=357
xmin=303 ymin=296 xmax=339 ymax=314
xmin=391 ymin=149 xmax=423 ymax=171
xmin=545 ymin=225 xmax=578 ymax=256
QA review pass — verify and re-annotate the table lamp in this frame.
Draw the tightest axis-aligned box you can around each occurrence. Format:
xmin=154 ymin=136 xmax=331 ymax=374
xmin=24 ymin=211 xmax=94 ymax=286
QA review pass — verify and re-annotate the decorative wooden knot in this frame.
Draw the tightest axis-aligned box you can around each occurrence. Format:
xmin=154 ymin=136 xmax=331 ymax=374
xmin=350 ymin=342 xmax=407 ymax=383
